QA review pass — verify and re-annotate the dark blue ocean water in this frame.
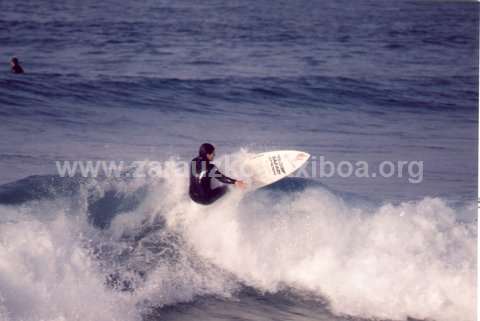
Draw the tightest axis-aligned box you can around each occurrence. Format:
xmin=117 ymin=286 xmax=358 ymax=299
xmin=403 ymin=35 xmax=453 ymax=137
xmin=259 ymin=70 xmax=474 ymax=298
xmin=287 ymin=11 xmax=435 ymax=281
xmin=0 ymin=1 xmax=478 ymax=321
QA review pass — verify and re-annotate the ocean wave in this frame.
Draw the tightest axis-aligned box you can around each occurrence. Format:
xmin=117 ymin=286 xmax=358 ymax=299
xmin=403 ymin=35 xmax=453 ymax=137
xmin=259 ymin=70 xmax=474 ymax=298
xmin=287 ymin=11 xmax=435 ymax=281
xmin=0 ymin=151 xmax=475 ymax=321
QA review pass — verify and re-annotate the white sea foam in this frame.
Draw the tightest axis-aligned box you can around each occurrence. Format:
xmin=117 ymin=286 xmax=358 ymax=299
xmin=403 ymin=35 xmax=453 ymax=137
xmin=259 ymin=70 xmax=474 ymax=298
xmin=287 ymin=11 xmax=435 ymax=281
xmin=0 ymin=202 xmax=139 ymax=321
xmin=0 ymin=152 xmax=476 ymax=321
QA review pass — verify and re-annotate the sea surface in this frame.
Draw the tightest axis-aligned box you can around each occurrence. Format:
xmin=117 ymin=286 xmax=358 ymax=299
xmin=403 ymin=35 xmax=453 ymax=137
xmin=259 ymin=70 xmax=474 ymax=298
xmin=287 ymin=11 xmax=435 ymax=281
xmin=0 ymin=1 xmax=478 ymax=321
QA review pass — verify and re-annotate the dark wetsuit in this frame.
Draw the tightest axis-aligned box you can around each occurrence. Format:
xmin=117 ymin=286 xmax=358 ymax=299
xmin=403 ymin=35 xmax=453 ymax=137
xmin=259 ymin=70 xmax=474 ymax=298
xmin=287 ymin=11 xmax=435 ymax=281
xmin=11 ymin=64 xmax=24 ymax=74
xmin=189 ymin=156 xmax=236 ymax=205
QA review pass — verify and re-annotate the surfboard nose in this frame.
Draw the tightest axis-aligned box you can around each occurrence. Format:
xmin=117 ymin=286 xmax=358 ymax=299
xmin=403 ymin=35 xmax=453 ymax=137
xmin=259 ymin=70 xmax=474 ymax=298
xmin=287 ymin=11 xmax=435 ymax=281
xmin=295 ymin=152 xmax=310 ymax=161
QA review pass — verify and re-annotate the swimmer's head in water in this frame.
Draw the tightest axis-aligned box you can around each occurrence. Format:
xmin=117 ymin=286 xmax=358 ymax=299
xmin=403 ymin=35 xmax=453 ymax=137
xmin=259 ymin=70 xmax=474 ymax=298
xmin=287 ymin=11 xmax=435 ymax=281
xmin=11 ymin=57 xmax=19 ymax=66
xmin=199 ymin=143 xmax=215 ymax=161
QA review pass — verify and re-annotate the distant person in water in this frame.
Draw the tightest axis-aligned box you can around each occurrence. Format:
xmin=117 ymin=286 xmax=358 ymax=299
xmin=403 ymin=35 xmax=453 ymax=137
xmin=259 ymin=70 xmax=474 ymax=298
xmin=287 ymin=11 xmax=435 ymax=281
xmin=10 ymin=57 xmax=24 ymax=74
xmin=189 ymin=143 xmax=246 ymax=205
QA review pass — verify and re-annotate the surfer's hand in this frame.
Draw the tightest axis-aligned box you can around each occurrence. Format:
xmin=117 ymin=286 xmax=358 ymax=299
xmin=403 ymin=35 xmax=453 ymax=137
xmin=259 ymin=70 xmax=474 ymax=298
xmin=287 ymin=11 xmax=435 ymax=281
xmin=235 ymin=180 xmax=247 ymax=189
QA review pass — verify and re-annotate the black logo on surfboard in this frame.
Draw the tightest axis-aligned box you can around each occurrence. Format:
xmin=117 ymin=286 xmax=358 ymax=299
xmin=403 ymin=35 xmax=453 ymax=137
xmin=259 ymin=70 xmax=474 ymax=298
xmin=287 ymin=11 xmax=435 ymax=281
xmin=269 ymin=155 xmax=286 ymax=175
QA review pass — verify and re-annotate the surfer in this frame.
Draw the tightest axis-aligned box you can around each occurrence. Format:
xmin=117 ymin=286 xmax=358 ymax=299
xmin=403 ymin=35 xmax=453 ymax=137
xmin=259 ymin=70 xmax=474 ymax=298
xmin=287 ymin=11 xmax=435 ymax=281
xmin=189 ymin=143 xmax=246 ymax=205
xmin=10 ymin=57 xmax=24 ymax=74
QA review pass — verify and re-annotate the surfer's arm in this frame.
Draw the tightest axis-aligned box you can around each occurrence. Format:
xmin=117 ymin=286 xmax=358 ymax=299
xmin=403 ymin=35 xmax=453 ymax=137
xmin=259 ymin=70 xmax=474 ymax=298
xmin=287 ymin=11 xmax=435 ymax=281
xmin=211 ymin=166 xmax=236 ymax=184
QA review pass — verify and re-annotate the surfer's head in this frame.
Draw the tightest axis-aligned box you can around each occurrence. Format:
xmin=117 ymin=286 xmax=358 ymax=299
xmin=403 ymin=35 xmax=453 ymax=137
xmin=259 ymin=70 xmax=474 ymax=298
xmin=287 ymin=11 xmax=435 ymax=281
xmin=11 ymin=57 xmax=19 ymax=66
xmin=199 ymin=143 xmax=215 ymax=161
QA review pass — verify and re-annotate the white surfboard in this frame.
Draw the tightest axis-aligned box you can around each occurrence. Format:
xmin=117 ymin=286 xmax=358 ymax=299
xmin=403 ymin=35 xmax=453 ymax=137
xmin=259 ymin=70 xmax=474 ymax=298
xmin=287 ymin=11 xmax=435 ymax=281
xmin=244 ymin=150 xmax=310 ymax=190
